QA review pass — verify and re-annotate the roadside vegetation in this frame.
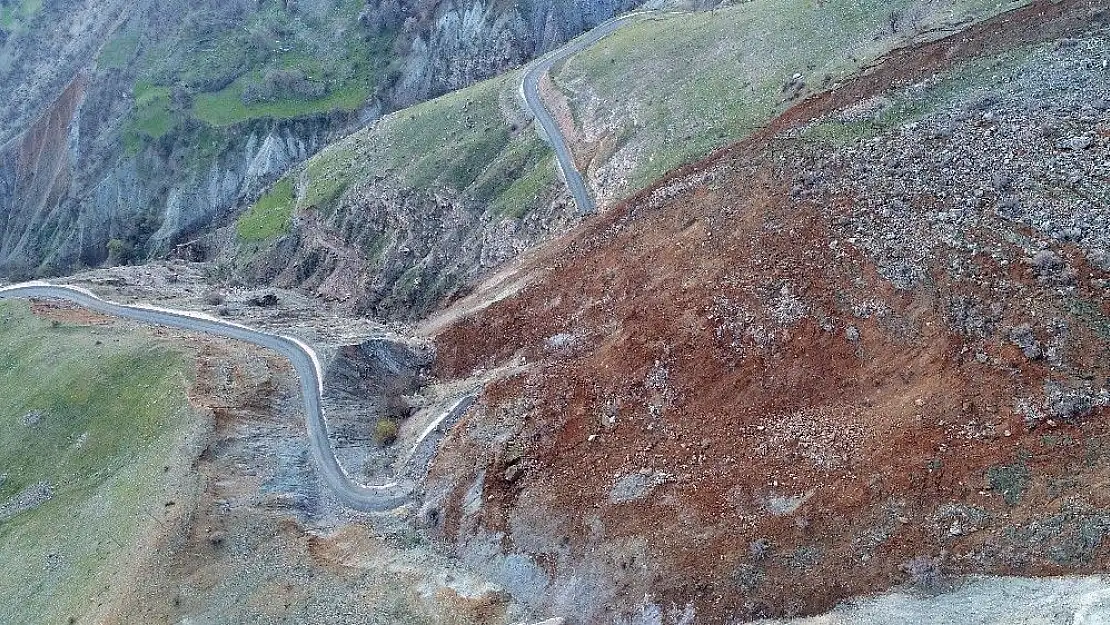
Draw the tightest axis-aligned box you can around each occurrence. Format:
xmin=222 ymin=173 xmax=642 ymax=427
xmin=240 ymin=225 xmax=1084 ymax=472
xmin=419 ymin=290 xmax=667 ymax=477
xmin=237 ymin=177 xmax=297 ymax=241
xmin=0 ymin=301 xmax=197 ymax=624
xmin=553 ymin=0 xmax=1028 ymax=197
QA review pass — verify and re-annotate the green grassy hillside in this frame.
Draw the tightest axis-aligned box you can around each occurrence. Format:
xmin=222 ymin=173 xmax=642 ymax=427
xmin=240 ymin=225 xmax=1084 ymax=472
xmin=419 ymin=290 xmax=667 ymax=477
xmin=0 ymin=300 xmax=198 ymax=624
xmin=237 ymin=70 xmax=561 ymax=240
xmin=553 ymin=0 xmax=1026 ymax=196
xmin=103 ymin=0 xmax=392 ymax=149
xmin=0 ymin=0 xmax=42 ymax=32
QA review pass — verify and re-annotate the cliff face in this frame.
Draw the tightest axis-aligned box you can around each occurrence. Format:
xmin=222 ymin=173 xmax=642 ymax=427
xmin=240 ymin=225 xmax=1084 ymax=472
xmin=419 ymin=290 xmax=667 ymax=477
xmin=390 ymin=0 xmax=640 ymax=106
xmin=0 ymin=0 xmax=639 ymax=281
xmin=0 ymin=0 xmax=130 ymax=149
xmin=0 ymin=89 xmax=342 ymax=276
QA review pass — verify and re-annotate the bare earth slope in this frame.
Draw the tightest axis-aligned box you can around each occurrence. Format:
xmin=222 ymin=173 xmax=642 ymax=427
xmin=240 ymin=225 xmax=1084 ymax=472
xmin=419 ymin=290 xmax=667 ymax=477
xmin=421 ymin=1 xmax=1110 ymax=621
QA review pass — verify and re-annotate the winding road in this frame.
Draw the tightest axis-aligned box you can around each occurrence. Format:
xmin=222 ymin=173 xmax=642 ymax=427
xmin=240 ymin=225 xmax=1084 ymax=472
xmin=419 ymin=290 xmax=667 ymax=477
xmin=0 ymin=16 xmax=642 ymax=512
xmin=0 ymin=282 xmax=413 ymax=512
xmin=521 ymin=13 xmax=642 ymax=215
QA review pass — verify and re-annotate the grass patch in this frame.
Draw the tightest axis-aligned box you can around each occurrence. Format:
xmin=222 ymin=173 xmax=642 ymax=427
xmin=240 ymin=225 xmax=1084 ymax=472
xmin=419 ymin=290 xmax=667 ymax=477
xmin=374 ymin=74 xmax=516 ymax=188
xmin=0 ymin=300 xmax=195 ymax=624
xmin=304 ymin=147 xmax=360 ymax=211
xmin=122 ymin=82 xmax=175 ymax=155
xmin=358 ymin=70 xmax=559 ymax=209
xmin=237 ymin=177 xmax=296 ymax=241
xmin=98 ymin=31 xmax=140 ymax=70
xmin=192 ymin=77 xmax=372 ymax=127
xmin=188 ymin=29 xmax=394 ymax=127
xmin=114 ymin=2 xmax=394 ymax=158
xmin=277 ymin=69 xmax=561 ymax=226
xmin=491 ymin=153 xmax=559 ymax=220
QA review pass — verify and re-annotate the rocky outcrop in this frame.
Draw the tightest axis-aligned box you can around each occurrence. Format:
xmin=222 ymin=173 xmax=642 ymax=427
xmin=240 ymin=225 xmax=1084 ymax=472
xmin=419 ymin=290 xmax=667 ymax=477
xmin=237 ymin=175 xmax=575 ymax=321
xmin=0 ymin=95 xmax=342 ymax=276
xmin=324 ymin=337 xmax=435 ymax=401
xmin=390 ymin=0 xmax=641 ymax=107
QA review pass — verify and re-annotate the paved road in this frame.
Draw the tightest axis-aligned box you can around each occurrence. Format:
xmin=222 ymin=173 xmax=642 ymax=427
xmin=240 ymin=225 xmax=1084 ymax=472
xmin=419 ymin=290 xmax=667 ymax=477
xmin=521 ymin=13 xmax=642 ymax=215
xmin=0 ymin=282 xmax=412 ymax=512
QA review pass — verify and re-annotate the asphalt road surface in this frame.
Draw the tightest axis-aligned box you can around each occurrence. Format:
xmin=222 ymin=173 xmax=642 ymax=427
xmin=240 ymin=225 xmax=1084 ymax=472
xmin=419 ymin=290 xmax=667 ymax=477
xmin=521 ymin=13 xmax=641 ymax=215
xmin=0 ymin=282 xmax=412 ymax=512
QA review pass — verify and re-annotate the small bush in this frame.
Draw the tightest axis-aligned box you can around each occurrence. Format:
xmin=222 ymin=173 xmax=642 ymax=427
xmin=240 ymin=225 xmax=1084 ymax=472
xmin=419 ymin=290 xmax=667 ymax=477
xmin=373 ymin=418 xmax=400 ymax=446
xmin=106 ymin=238 xmax=135 ymax=265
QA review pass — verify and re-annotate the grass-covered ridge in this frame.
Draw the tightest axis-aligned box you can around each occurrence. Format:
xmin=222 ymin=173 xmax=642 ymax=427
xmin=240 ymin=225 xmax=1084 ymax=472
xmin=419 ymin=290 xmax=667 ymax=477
xmin=554 ymin=0 xmax=1028 ymax=196
xmin=0 ymin=300 xmax=197 ymax=624
xmin=250 ymin=70 xmax=562 ymax=229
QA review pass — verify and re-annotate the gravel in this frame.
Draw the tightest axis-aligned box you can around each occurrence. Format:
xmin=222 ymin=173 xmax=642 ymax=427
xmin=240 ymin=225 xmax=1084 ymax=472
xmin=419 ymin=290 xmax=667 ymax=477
xmin=0 ymin=481 xmax=54 ymax=522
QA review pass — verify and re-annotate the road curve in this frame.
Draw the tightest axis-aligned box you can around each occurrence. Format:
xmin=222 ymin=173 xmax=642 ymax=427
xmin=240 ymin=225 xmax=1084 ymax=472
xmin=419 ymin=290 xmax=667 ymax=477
xmin=0 ymin=281 xmax=412 ymax=512
xmin=521 ymin=13 xmax=643 ymax=215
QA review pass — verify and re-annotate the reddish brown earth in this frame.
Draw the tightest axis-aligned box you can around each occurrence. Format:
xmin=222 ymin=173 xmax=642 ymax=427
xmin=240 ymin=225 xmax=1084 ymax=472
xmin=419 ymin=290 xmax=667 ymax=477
xmin=9 ymin=75 xmax=85 ymax=218
xmin=425 ymin=2 xmax=1110 ymax=622
xmin=28 ymin=297 xmax=114 ymax=325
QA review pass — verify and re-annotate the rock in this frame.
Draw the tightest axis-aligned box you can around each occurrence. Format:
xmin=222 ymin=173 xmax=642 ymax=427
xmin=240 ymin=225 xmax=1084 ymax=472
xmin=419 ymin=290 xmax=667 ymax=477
xmin=1009 ymin=324 xmax=1042 ymax=360
xmin=246 ymin=292 xmax=280 ymax=307
xmin=1088 ymin=248 xmax=1110 ymax=272
xmin=750 ymin=538 xmax=772 ymax=560
xmin=0 ymin=481 xmax=54 ymax=522
xmin=1029 ymin=250 xmax=1063 ymax=270
xmin=1056 ymin=135 xmax=1093 ymax=150
xmin=503 ymin=464 xmax=523 ymax=482
xmin=845 ymin=325 xmax=861 ymax=342
xmin=995 ymin=196 xmax=1022 ymax=219
xmin=608 ymin=471 xmax=672 ymax=504
xmin=1044 ymin=381 xmax=1109 ymax=421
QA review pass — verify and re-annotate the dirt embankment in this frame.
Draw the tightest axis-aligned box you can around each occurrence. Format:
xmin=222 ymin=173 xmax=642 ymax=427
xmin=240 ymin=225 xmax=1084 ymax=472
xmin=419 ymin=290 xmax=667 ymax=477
xmin=424 ymin=3 xmax=1110 ymax=622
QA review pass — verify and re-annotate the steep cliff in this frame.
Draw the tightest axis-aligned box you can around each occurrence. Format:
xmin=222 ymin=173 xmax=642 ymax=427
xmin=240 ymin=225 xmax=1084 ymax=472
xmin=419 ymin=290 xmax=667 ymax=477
xmin=387 ymin=0 xmax=640 ymax=106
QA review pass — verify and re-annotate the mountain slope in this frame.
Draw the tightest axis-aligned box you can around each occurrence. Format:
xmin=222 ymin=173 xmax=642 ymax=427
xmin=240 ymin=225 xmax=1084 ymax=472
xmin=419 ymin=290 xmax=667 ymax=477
xmin=421 ymin=2 xmax=1110 ymax=620
xmin=0 ymin=0 xmax=639 ymax=281
xmin=548 ymin=0 xmax=1034 ymax=204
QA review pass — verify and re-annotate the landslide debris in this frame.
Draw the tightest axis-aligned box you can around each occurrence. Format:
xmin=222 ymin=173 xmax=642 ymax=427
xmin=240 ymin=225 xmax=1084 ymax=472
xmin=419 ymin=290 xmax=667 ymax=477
xmin=423 ymin=11 xmax=1110 ymax=624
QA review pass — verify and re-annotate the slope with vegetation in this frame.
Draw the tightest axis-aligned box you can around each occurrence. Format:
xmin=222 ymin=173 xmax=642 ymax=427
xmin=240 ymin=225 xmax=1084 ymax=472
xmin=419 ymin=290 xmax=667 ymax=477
xmin=550 ymin=0 xmax=1029 ymax=202
xmin=0 ymin=0 xmax=639 ymax=281
xmin=0 ymin=300 xmax=200 ymax=624
xmin=229 ymin=69 xmax=569 ymax=320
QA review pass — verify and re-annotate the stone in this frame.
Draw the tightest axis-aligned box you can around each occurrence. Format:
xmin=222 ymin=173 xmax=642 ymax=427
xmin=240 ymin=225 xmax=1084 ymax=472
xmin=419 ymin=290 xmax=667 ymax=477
xmin=1056 ymin=135 xmax=1093 ymax=150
